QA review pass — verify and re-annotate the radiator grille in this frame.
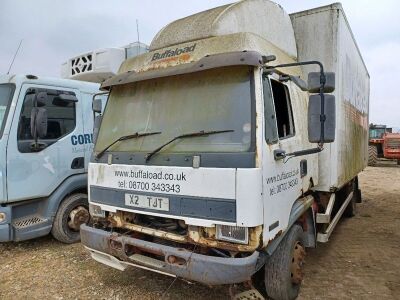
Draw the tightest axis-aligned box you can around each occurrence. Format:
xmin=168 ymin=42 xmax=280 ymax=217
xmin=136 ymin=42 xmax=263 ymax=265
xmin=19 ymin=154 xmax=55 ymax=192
xmin=13 ymin=216 xmax=45 ymax=228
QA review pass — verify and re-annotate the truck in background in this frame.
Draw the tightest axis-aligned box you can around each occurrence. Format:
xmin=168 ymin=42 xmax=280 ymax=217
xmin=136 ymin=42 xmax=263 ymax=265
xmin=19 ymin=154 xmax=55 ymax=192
xmin=0 ymin=42 xmax=148 ymax=244
xmin=80 ymin=1 xmax=369 ymax=299
xmin=368 ymin=124 xmax=400 ymax=166
xmin=0 ymin=74 xmax=107 ymax=243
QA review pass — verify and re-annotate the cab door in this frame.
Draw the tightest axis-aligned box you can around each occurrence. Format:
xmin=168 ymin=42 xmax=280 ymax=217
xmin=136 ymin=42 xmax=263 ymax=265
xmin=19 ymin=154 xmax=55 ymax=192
xmin=261 ymin=74 xmax=308 ymax=242
xmin=6 ymin=84 xmax=84 ymax=202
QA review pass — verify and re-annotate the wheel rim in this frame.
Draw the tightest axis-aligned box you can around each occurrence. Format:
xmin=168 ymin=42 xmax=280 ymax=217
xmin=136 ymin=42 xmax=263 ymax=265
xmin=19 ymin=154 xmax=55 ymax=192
xmin=67 ymin=206 xmax=90 ymax=231
xmin=290 ymin=241 xmax=306 ymax=285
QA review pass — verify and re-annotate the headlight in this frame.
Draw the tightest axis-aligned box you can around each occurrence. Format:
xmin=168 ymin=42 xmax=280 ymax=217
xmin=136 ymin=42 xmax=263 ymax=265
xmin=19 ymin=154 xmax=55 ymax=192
xmin=89 ymin=203 xmax=105 ymax=218
xmin=216 ymin=225 xmax=248 ymax=244
xmin=0 ymin=212 xmax=6 ymax=223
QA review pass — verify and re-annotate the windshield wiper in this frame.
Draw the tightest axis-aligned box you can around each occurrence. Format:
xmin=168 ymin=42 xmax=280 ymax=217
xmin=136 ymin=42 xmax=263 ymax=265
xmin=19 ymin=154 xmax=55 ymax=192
xmin=145 ymin=129 xmax=234 ymax=162
xmin=96 ymin=131 xmax=161 ymax=159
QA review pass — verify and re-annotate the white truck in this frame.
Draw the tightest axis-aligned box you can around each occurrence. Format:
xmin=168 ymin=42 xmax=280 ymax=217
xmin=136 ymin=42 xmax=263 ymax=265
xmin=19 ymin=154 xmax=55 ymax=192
xmin=0 ymin=74 xmax=106 ymax=243
xmin=0 ymin=42 xmax=147 ymax=244
xmin=81 ymin=1 xmax=369 ymax=299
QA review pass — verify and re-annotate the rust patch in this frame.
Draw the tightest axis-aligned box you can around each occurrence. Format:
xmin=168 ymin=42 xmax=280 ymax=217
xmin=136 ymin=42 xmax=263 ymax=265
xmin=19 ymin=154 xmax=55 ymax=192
xmin=266 ymin=229 xmax=283 ymax=247
xmin=291 ymin=241 xmax=306 ymax=285
xmin=138 ymin=53 xmax=192 ymax=73
xmin=108 ymin=212 xmax=262 ymax=252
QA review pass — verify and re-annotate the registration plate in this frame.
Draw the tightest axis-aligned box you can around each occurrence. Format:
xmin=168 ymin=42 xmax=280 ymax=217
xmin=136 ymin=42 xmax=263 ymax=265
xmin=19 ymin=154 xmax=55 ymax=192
xmin=125 ymin=193 xmax=169 ymax=211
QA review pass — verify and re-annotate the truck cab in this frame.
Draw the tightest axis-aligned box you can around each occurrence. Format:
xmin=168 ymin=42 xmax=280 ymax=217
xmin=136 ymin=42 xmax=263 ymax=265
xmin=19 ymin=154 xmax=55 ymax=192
xmin=0 ymin=74 xmax=106 ymax=243
xmin=81 ymin=1 xmax=369 ymax=299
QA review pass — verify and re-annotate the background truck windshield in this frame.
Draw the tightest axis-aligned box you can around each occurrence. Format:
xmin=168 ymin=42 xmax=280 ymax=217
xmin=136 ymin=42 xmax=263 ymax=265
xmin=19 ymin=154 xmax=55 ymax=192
xmin=369 ymin=128 xmax=387 ymax=139
xmin=0 ymin=84 xmax=14 ymax=138
xmin=95 ymin=66 xmax=253 ymax=154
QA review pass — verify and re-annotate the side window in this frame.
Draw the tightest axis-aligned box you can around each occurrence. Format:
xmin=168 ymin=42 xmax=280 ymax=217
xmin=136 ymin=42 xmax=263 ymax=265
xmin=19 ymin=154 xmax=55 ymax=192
xmin=270 ymin=80 xmax=295 ymax=138
xmin=263 ymin=76 xmax=279 ymax=144
xmin=18 ymin=88 xmax=76 ymax=153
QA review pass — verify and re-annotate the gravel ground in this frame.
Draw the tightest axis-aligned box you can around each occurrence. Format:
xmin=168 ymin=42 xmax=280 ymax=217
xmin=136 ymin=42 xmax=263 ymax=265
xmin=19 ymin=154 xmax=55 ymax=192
xmin=1 ymin=164 xmax=399 ymax=299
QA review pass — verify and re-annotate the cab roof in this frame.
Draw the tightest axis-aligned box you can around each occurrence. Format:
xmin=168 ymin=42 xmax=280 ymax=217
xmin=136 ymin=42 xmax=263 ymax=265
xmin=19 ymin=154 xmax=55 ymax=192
xmin=0 ymin=74 xmax=101 ymax=93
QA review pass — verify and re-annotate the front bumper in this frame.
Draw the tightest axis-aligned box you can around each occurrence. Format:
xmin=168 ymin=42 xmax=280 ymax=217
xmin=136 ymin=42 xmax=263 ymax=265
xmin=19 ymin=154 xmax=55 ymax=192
xmin=384 ymin=150 xmax=400 ymax=159
xmin=81 ymin=224 xmax=263 ymax=285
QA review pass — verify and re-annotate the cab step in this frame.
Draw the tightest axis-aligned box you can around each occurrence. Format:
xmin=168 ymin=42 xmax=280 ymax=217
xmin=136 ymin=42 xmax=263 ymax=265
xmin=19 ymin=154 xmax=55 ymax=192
xmin=317 ymin=192 xmax=353 ymax=243
xmin=13 ymin=215 xmax=46 ymax=229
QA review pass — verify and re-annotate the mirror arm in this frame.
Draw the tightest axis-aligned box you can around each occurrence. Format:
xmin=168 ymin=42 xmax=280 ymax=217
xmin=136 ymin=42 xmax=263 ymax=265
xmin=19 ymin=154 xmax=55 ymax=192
xmin=92 ymin=91 xmax=109 ymax=103
xmin=286 ymin=146 xmax=323 ymax=158
xmin=274 ymin=146 xmax=323 ymax=162
xmin=264 ymin=60 xmax=327 ymax=147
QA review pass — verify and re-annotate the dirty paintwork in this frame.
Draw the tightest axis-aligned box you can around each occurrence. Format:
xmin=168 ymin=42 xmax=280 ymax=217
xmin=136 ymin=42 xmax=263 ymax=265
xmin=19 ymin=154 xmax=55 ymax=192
xmin=291 ymin=3 xmax=370 ymax=191
xmin=114 ymin=32 xmax=301 ymax=82
xmin=107 ymin=211 xmax=262 ymax=252
xmin=81 ymin=224 xmax=262 ymax=285
xmin=84 ymin=0 xmax=369 ymax=289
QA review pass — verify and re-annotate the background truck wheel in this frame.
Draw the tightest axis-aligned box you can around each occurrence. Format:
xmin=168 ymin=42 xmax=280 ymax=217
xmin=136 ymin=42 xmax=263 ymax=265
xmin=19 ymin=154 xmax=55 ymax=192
xmin=264 ymin=224 xmax=305 ymax=300
xmin=51 ymin=193 xmax=89 ymax=244
xmin=368 ymin=145 xmax=377 ymax=166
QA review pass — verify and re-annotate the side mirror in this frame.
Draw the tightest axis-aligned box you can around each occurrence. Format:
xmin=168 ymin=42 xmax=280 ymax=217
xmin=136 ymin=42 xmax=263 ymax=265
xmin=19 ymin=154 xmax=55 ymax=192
xmin=92 ymin=98 xmax=102 ymax=114
xmin=93 ymin=115 xmax=103 ymax=144
xmin=57 ymin=94 xmax=78 ymax=102
xmin=308 ymin=94 xmax=335 ymax=143
xmin=30 ymin=107 xmax=48 ymax=139
xmin=53 ymin=93 xmax=78 ymax=107
xmin=308 ymin=72 xmax=335 ymax=93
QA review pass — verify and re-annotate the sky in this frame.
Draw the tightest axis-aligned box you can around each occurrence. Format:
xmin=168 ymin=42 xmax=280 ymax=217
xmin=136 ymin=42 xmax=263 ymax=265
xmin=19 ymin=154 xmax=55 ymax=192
xmin=0 ymin=0 xmax=399 ymax=127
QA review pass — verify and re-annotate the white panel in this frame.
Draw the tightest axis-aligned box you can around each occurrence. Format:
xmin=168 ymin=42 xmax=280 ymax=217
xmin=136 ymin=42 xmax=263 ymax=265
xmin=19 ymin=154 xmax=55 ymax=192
xmin=291 ymin=4 xmax=369 ymax=191
xmin=236 ymin=168 xmax=263 ymax=226
xmin=89 ymin=163 xmax=236 ymax=199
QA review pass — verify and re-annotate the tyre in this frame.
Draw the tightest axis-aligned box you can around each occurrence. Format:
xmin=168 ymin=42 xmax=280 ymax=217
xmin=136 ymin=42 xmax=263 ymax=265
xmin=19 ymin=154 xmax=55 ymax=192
xmin=264 ymin=224 xmax=305 ymax=300
xmin=397 ymin=159 xmax=400 ymax=166
xmin=368 ymin=145 xmax=377 ymax=166
xmin=51 ymin=193 xmax=89 ymax=244
xmin=344 ymin=179 xmax=358 ymax=218
xmin=343 ymin=194 xmax=356 ymax=218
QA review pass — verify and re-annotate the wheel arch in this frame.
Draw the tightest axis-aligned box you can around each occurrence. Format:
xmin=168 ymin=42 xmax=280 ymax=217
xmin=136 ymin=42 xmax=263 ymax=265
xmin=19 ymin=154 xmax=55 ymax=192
xmin=265 ymin=195 xmax=316 ymax=256
xmin=45 ymin=173 xmax=88 ymax=220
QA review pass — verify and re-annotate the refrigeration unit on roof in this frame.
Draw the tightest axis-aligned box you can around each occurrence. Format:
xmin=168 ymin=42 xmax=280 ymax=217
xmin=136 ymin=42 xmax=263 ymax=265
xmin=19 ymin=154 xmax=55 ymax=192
xmin=61 ymin=42 xmax=149 ymax=83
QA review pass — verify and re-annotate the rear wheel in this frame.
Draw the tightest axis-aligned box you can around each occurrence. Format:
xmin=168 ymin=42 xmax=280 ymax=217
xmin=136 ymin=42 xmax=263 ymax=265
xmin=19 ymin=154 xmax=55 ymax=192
xmin=397 ymin=159 xmax=400 ymax=166
xmin=368 ymin=145 xmax=378 ymax=166
xmin=343 ymin=194 xmax=356 ymax=218
xmin=343 ymin=178 xmax=359 ymax=218
xmin=51 ymin=193 xmax=89 ymax=244
xmin=264 ymin=224 xmax=305 ymax=300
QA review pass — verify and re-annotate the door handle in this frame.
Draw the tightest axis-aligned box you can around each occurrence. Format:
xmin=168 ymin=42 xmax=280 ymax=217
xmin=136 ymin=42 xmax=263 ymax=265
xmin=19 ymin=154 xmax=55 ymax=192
xmin=273 ymin=149 xmax=286 ymax=160
xmin=71 ymin=157 xmax=84 ymax=169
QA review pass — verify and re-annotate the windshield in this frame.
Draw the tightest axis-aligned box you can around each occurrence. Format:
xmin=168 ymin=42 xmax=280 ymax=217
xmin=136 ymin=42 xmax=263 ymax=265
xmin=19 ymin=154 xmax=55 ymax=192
xmin=369 ymin=128 xmax=386 ymax=139
xmin=95 ymin=66 xmax=253 ymax=154
xmin=0 ymin=84 xmax=15 ymax=138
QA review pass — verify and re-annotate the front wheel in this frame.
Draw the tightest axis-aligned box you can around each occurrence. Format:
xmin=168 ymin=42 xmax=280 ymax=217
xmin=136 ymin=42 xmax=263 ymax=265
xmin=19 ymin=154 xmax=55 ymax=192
xmin=264 ymin=224 xmax=306 ymax=300
xmin=51 ymin=193 xmax=89 ymax=244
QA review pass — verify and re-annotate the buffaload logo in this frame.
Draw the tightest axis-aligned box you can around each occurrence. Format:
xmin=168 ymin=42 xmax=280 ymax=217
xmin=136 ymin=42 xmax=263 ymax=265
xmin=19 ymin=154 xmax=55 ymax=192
xmin=151 ymin=44 xmax=196 ymax=61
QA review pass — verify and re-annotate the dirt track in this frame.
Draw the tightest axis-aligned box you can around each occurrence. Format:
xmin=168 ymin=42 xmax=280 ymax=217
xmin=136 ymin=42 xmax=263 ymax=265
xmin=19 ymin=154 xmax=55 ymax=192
xmin=1 ymin=164 xmax=400 ymax=299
